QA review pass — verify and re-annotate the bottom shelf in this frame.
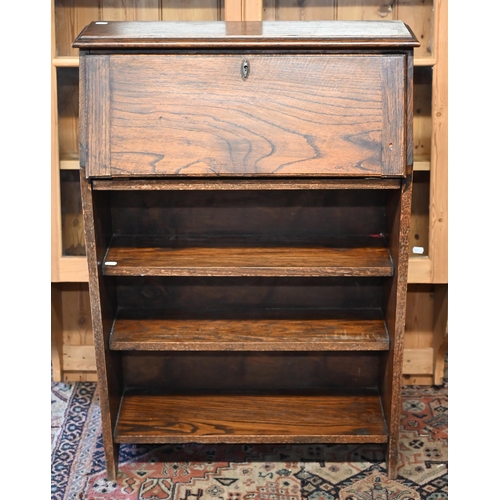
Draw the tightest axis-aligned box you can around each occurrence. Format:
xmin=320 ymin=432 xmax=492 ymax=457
xmin=115 ymin=389 xmax=388 ymax=444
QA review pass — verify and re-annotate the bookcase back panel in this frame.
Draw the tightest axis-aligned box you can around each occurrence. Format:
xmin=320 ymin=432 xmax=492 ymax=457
xmin=115 ymin=276 xmax=385 ymax=312
xmin=108 ymin=189 xmax=389 ymax=241
xmin=54 ymin=0 xmax=223 ymax=57
xmin=121 ymin=351 xmax=381 ymax=390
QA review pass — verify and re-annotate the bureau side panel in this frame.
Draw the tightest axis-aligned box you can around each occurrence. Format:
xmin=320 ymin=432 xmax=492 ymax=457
xmin=381 ymin=55 xmax=405 ymax=176
xmin=83 ymin=55 xmax=111 ymax=178
xmin=95 ymin=54 xmax=405 ymax=178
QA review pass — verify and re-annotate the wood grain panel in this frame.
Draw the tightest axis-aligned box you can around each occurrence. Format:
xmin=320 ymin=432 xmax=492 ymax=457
xmin=59 ymin=283 xmax=93 ymax=346
xmin=55 ymin=0 xmax=100 ymax=57
xmin=379 ymin=180 xmax=412 ymax=477
xmin=63 ymin=371 xmax=99 ymax=382
xmin=93 ymin=178 xmax=401 ymax=190
xmin=102 ymin=0 xmax=160 ymax=21
xmin=337 ymin=0 xmax=395 ymax=21
xmin=402 ymin=347 xmax=432 ymax=375
xmin=403 ymin=283 xmax=448 ymax=384
xmin=72 ymin=20 xmax=420 ymax=48
xmin=63 ymin=345 xmax=97 ymax=371
xmin=80 ymin=170 xmax=122 ymax=479
xmin=244 ymin=0 xmax=263 ymax=21
xmin=115 ymin=391 xmax=388 ymax=443
xmin=397 ymin=0 xmax=434 ymax=60
xmin=266 ymin=0 xmax=335 ymax=21
xmin=162 ymin=0 xmax=221 ymax=20
xmin=102 ymin=237 xmax=394 ymax=277
xmin=86 ymin=56 xmax=111 ymax=178
xmin=225 ymin=0 xmax=242 ymax=21
xmin=429 ymin=0 xmax=447 ymax=283
xmin=91 ymin=54 xmax=406 ymax=178
xmin=404 ymin=284 xmax=434 ymax=349
xmin=110 ymin=309 xmax=389 ymax=350
xmin=381 ymin=56 xmax=405 ymax=176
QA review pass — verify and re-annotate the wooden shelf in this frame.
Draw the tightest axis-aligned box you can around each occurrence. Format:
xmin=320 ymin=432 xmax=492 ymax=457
xmin=414 ymin=156 xmax=431 ymax=172
xmin=115 ymin=390 xmax=388 ymax=444
xmin=59 ymin=153 xmax=80 ymax=171
xmin=93 ymin=178 xmax=401 ymax=191
xmin=110 ymin=308 xmax=389 ymax=351
xmin=103 ymin=236 xmax=394 ymax=278
xmin=414 ymin=57 xmax=436 ymax=67
xmin=53 ymin=56 xmax=79 ymax=67
xmin=55 ymin=256 xmax=89 ymax=282
xmin=408 ymin=256 xmax=431 ymax=283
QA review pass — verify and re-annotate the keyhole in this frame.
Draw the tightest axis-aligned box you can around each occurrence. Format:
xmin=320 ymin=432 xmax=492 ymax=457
xmin=241 ymin=60 xmax=250 ymax=80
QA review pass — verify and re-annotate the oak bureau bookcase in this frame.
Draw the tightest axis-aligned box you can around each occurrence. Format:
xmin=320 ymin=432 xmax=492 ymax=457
xmin=74 ymin=20 xmax=419 ymax=480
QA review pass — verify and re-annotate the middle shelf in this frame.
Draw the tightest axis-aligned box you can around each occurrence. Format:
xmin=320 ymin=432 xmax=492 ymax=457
xmin=110 ymin=307 xmax=389 ymax=351
xmin=102 ymin=235 xmax=394 ymax=277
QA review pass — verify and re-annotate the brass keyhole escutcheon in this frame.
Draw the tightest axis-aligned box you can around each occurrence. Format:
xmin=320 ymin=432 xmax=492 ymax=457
xmin=241 ymin=60 xmax=250 ymax=80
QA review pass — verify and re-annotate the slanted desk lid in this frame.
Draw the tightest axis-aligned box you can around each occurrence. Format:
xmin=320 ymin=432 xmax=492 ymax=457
xmin=73 ymin=20 xmax=419 ymax=49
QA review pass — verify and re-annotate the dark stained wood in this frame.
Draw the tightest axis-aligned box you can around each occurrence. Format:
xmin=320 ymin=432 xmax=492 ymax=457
xmin=107 ymin=189 xmax=389 ymax=243
xmin=86 ymin=53 xmax=406 ymax=178
xmin=79 ymin=169 xmax=121 ymax=480
xmin=85 ymin=55 xmax=110 ymax=178
xmin=115 ymin=276 xmax=385 ymax=312
xmin=380 ymin=177 xmax=413 ymax=479
xmin=93 ymin=178 xmax=401 ymax=191
xmin=115 ymin=390 xmax=388 ymax=444
xmin=406 ymin=50 xmax=415 ymax=170
xmin=73 ymin=20 xmax=419 ymax=49
xmin=121 ymin=351 xmax=381 ymax=391
xmin=110 ymin=308 xmax=389 ymax=351
xmin=78 ymin=55 xmax=88 ymax=169
xmin=102 ymin=236 xmax=394 ymax=277
xmin=381 ymin=56 xmax=405 ymax=176
xmin=363 ymin=174 xmax=413 ymax=478
xmin=76 ymin=20 xmax=416 ymax=481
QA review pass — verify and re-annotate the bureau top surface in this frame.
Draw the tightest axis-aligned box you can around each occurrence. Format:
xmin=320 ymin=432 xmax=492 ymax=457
xmin=73 ymin=20 xmax=419 ymax=49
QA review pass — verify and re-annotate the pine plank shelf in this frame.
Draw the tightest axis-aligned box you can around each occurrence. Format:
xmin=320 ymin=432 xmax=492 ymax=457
xmin=114 ymin=390 xmax=388 ymax=444
xmin=102 ymin=236 xmax=394 ymax=278
xmin=53 ymin=56 xmax=79 ymax=67
xmin=109 ymin=309 xmax=389 ymax=351
xmin=59 ymin=155 xmax=80 ymax=171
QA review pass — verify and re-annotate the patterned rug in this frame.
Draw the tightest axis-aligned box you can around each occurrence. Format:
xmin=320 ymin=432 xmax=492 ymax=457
xmin=51 ymin=381 xmax=447 ymax=500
